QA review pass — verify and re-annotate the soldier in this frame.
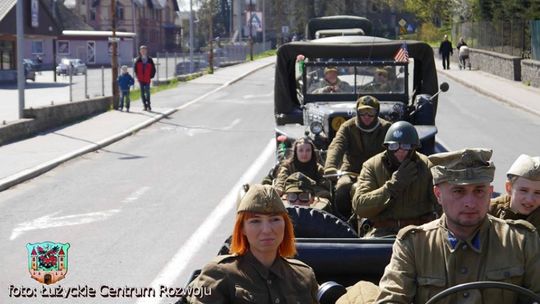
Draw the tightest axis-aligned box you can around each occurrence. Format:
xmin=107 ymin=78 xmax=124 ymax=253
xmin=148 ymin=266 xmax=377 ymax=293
xmin=186 ymin=184 xmax=319 ymax=303
xmin=351 ymin=121 xmax=439 ymax=237
xmin=489 ymin=154 xmax=540 ymax=230
xmin=377 ymin=148 xmax=540 ymax=303
xmin=324 ymin=96 xmax=391 ymax=220
xmin=283 ymin=172 xmax=333 ymax=213
xmin=311 ymin=66 xmax=353 ymax=93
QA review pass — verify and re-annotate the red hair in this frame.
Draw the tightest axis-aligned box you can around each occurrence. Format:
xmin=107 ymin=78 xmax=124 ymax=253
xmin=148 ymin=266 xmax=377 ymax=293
xmin=230 ymin=212 xmax=297 ymax=258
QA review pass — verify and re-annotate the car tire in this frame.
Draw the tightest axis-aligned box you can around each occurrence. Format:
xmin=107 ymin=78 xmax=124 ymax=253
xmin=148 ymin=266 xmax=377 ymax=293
xmin=287 ymin=206 xmax=358 ymax=238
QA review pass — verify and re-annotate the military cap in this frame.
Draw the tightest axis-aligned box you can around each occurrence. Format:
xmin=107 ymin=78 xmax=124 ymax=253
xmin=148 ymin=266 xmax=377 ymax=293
xmin=356 ymin=95 xmax=380 ymax=111
xmin=284 ymin=172 xmax=316 ymax=193
xmin=429 ymin=148 xmax=495 ymax=185
xmin=237 ymin=184 xmax=286 ymax=213
xmin=324 ymin=66 xmax=338 ymax=74
xmin=507 ymin=154 xmax=540 ymax=181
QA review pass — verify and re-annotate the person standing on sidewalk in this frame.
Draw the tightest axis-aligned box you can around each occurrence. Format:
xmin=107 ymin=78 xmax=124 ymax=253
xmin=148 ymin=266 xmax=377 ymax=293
xmin=439 ymin=34 xmax=453 ymax=70
xmin=133 ymin=45 xmax=156 ymax=111
xmin=117 ymin=65 xmax=135 ymax=112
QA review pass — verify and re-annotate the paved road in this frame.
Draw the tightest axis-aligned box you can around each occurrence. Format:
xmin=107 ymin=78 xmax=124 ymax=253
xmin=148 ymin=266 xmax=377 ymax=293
xmin=1 ymin=63 xmax=539 ymax=303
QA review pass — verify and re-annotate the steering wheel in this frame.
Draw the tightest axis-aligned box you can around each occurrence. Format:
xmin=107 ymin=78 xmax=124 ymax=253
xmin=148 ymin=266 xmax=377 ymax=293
xmin=424 ymin=281 xmax=540 ymax=304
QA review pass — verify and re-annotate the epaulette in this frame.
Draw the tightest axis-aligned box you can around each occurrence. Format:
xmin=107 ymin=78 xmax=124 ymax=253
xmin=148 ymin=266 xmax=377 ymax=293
xmin=506 ymin=219 xmax=537 ymax=232
xmin=396 ymin=225 xmax=419 ymax=240
xmin=285 ymin=258 xmax=311 ymax=269
xmin=213 ymin=254 xmax=238 ymax=264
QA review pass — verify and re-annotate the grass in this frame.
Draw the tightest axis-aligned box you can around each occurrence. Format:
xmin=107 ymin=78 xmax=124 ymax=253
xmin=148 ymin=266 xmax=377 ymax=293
xmin=129 ymin=78 xmax=179 ymax=101
xmin=250 ymin=49 xmax=277 ymax=60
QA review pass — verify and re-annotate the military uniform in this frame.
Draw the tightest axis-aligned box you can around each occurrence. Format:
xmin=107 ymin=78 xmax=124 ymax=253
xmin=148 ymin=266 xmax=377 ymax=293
xmin=275 ymin=163 xmax=330 ymax=199
xmin=377 ymin=148 xmax=540 ymax=304
xmin=490 ymin=194 xmax=540 ymax=230
xmin=186 ymin=251 xmax=319 ymax=304
xmin=310 ymin=77 xmax=353 ymax=93
xmin=283 ymin=172 xmax=332 ymax=213
xmin=352 ymin=151 xmax=439 ymax=237
xmin=377 ymin=215 xmax=540 ymax=304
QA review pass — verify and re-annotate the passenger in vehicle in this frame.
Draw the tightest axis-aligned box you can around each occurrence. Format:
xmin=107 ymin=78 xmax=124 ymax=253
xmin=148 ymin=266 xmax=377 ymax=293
xmin=310 ymin=66 xmax=353 ymax=93
xmin=185 ymin=184 xmax=319 ymax=303
xmin=377 ymin=148 xmax=540 ymax=303
xmin=361 ymin=68 xmax=391 ymax=93
xmin=275 ymin=137 xmax=330 ymax=199
xmin=489 ymin=154 xmax=540 ymax=230
xmin=324 ymin=96 xmax=391 ymax=221
xmin=283 ymin=172 xmax=333 ymax=213
xmin=351 ymin=121 xmax=439 ymax=237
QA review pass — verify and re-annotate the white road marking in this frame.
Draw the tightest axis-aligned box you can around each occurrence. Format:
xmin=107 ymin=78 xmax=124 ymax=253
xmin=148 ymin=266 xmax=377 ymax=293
xmin=122 ymin=186 xmax=151 ymax=205
xmin=223 ymin=118 xmax=241 ymax=130
xmin=136 ymin=138 xmax=275 ymax=304
xmin=243 ymin=91 xmax=274 ymax=99
xmin=10 ymin=209 xmax=120 ymax=240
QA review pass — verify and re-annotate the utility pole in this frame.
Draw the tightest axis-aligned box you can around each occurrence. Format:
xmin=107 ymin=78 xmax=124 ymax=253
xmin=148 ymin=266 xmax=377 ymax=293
xmin=208 ymin=0 xmax=214 ymax=74
xmin=189 ymin=0 xmax=194 ymax=73
xmin=111 ymin=0 xmax=119 ymax=109
xmin=249 ymin=0 xmax=253 ymax=60
xmin=16 ymin=0 xmax=25 ymax=119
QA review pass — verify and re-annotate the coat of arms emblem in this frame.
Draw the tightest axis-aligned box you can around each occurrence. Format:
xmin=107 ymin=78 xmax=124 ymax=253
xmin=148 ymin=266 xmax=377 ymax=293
xmin=26 ymin=242 xmax=70 ymax=285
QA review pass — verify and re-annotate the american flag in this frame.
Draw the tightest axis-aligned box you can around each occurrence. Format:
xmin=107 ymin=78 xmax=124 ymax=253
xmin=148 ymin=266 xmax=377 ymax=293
xmin=394 ymin=42 xmax=409 ymax=62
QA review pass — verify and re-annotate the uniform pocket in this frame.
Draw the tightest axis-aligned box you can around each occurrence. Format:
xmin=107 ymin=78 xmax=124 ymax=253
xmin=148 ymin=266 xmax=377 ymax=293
xmin=485 ymin=266 xmax=524 ymax=282
xmin=234 ymin=286 xmax=265 ymax=303
xmin=483 ymin=266 xmax=525 ymax=303
xmin=416 ymin=276 xmax=446 ymax=303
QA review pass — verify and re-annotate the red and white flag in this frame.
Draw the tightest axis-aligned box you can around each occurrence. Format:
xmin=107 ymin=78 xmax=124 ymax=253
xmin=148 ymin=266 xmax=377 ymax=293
xmin=394 ymin=42 xmax=409 ymax=62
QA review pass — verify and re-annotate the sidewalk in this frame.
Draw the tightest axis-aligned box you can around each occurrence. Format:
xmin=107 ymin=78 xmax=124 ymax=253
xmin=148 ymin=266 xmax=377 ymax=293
xmin=434 ymin=58 xmax=540 ymax=117
xmin=0 ymin=57 xmax=275 ymax=192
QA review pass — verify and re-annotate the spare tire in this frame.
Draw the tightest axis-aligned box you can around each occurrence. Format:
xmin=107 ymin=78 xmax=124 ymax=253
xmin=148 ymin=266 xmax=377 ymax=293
xmin=287 ymin=206 xmax=358 ymax=238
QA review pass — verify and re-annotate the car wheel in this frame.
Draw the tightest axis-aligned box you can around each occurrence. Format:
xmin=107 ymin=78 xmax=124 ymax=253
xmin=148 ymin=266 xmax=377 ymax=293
xmin=287 ymin=206 xmax=358 ymax=238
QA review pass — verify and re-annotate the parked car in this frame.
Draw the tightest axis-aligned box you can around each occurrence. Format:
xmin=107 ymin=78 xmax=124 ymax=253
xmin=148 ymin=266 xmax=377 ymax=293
xmin=56 ymin=58 xmax=87 ymax=76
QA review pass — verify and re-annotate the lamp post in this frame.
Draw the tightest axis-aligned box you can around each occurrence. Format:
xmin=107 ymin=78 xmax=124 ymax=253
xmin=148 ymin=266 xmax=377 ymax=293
xmin=111 ymin=0 xmax=119 ymax=109
xmin=189 ymin=0 xmax=194 ymax=73
xmin=249 ymin=0 xmax=253 ymax=60
xmin=16 ymin=0 xmax=25 ymax=119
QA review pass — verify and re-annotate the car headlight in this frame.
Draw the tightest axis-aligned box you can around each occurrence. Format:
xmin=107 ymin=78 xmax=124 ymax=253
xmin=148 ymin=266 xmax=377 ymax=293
xmin=310 ymin=121 xmax=323 ymax=135
xmin=331 ymin=116 xmax=347 ymax=131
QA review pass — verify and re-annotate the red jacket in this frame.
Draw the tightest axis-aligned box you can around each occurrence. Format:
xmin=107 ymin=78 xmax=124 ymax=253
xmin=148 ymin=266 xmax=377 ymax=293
xmin=134 ymin=56 xmax=156 ymax=84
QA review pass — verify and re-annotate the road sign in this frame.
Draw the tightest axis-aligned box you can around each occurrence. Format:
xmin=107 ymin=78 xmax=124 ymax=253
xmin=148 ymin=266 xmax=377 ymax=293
xmin=399 ymin=18 xmax=407 ymax=27
xmin=108 ymin=37 xmax=120 ymax=42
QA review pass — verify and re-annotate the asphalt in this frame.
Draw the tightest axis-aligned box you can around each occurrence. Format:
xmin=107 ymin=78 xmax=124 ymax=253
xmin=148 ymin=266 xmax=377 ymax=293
xmin=0 ymin=55 xmax=539 ymax=192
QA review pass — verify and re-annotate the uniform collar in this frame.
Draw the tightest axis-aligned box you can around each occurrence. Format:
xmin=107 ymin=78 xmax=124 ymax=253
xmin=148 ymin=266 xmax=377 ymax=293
xmin=439 ymin=215 xmax=489 ymax=253
xmin=244 ymin=251 xmax=286 ymax=280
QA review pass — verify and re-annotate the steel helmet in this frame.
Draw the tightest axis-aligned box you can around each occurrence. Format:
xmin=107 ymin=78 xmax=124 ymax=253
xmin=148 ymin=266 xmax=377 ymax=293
xmin=384 ymin=121 xmax=420 ymax=147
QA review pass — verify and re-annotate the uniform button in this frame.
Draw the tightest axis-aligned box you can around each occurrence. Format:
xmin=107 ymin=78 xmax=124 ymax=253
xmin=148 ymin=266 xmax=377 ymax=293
xmin=462 ymin=244 xmax=468 ymax=250
xmin=463 ymin=292 xmax=469 ymax=298
xmin=267 ymin=279 xmax=272 ymax=284
xmin=275 ymin=298 xmax=280 ymax=303
xmin=460 ymin=267 xmax=468 ymax=274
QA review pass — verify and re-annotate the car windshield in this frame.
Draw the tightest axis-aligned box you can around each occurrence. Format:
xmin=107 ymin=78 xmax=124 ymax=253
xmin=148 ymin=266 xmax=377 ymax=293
xmin=304 ymin=61 xmax=407 ymax=96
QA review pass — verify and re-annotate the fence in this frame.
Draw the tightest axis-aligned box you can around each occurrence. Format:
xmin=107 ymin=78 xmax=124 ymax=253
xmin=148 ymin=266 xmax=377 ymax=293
xmin=452 ymin=20 xmax=536 ymax=59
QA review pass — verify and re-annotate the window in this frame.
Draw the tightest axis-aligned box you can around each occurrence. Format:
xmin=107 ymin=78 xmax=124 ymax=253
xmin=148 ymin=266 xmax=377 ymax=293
xmin=57 ymin=40 xmax=70 ymax=55
xmin=90 ymin=8 xmax=96 ymax=20
xmin=117 ymin=3 xmax=124 ymax=20
xmin=0 ymin=41 xmax=14 ymax=70
xmin=31 ymin=40 xmax=43 ymax=54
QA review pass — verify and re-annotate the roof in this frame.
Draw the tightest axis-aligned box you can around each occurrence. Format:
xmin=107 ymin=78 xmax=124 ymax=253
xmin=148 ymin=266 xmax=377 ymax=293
xmin=274 ymin=39 xmax=438 ymax=115
xmin=306 ymin=15 xmax=373 ymax=40
xmin=52 ymin=0 xmax=94 ymax=31
xmin=0 ymin=0 xmax=16 ymax=23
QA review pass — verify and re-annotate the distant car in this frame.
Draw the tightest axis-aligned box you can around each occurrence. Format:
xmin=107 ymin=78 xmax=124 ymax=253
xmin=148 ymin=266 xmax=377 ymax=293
xmin=56 ymin=58 xmax=87 ymax=75
xmin=175 ymin=59 xmax=208 ymax=75
xmin=23 ymin=61 xmax=36 ymax=81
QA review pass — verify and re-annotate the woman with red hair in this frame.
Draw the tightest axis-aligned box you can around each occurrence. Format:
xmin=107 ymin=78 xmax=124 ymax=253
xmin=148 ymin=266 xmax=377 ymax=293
xmin=187 ymin=184 xmax=319 ymax=303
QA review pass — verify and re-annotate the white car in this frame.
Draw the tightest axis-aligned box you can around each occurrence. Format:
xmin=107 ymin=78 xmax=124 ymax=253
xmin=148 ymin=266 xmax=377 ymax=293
xmin=56 ymin=58 xmax=87 ymax=75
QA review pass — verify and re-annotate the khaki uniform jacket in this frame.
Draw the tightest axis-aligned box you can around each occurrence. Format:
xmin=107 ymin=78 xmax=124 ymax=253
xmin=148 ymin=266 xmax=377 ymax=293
xmin=352 ymin=151 xmax=439 ymax=236
xmin=186 ymin=251 xmax=319 ymax=304
xmin=310 ymin=78 xmax=353 ymax=93
xmin=275 ymin=163 xmax=330 ymax=199
xmin=489 ymin=194 xmax=540 ymax=230
xmin=325 ymin=118 xmax=391 ymax=173
xmin=377 ymin=215 xmax=540 ymax=304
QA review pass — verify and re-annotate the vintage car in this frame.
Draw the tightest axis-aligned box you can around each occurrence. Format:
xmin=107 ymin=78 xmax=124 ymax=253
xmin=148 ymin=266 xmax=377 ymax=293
xmin=274 ymin=36 xmax=448 ymax=157
xmin=305 ymin=15 xmax=373 ymax=40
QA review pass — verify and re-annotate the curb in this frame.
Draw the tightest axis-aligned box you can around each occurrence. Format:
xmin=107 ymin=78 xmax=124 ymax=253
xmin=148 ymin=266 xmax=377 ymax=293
xmin=0 ymin=60 xmax=275 ymax=192
xmin=438 ymin=69 xmax=540 ymax=117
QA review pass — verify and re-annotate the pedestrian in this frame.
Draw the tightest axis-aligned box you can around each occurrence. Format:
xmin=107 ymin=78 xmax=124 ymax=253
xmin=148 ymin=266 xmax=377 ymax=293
xmin=489 ymin=154 xmax=540 ymax=230
xmin=456 ymin=37 xmax=470 ymax=70
xmin=133 ymin=45 xmax=156 ymax=111
xmin=376 ymin=148 xmax=540 ymax=303
xmin=324 ymin=96 xmax=391 ymax=220
xmin=439 ymin=34 xmax=453 ymax=70
xmin=185 ymin=184 xmax=319 ymax=303
xmin=116 ymin=65 xmax=135 ymax=112
xmin=351 ymin=121 xmax=440 ymax=237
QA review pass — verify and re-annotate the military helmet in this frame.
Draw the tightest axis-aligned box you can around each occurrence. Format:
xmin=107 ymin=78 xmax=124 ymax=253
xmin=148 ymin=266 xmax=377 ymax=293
xmin=384 ymin=121 xmax=420 ymax=147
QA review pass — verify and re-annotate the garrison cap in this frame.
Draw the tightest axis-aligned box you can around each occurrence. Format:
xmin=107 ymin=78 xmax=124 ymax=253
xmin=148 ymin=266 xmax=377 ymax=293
xmin=429 ymin=148 xmax=495 ymax=185
xmin=356 ymin=95 xmax=380 ymax=111
xmin=284 ymin=172 xmax=316 ymax=193
xmin=507 ymin=154 xmax=540 ymax=181
xmin=237 ymin=184 xmax=286 ymax=214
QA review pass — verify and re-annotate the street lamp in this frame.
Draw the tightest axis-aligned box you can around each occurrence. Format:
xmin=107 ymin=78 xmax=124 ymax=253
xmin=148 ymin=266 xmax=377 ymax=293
xmin=111 ymin=0 xmax=119 ymax=109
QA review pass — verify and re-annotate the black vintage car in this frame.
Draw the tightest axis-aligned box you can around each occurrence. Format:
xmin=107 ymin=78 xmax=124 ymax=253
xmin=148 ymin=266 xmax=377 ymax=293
xmin=274 ymin=36 xmax=448 ymax=157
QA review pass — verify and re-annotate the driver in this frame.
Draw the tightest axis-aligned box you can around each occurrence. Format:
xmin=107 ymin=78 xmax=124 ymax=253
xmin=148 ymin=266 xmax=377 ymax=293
xmin=362 ymin=68 xmax=391 ymax=92
xmin=377 ymin=148 xmax=540 ymax=303
xmin=311 ymin=66 xmax=353 ymax=93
